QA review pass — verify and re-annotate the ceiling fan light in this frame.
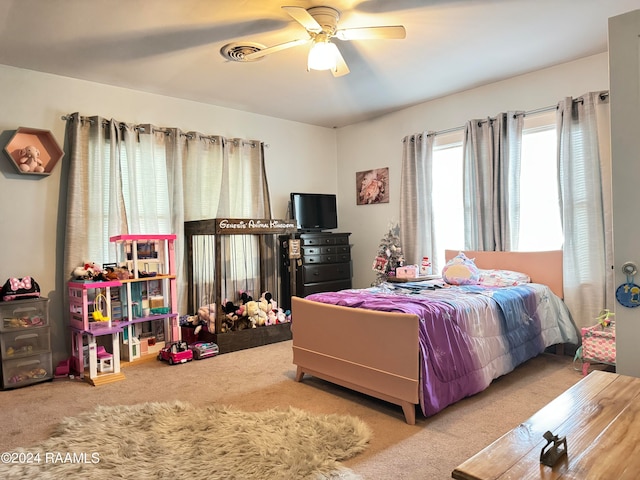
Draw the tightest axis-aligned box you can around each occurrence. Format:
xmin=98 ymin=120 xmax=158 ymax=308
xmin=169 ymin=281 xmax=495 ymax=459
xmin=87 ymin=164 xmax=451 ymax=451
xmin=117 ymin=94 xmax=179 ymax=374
xmin=308 ymin=41 xmax=338 ymax=71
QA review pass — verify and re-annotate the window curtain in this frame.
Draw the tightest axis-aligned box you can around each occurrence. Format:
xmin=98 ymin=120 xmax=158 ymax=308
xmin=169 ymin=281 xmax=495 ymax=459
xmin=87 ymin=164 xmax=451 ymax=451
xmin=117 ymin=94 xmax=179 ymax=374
xmin=63 ymin=113 xmax=271 ymax=314
xmin=463 ymin=112 xmax=524 ymax=251
xmin=399 ymin=132 xmax=439 ymax=271
xmin=557 ymin=92 xmax=613 ymax=329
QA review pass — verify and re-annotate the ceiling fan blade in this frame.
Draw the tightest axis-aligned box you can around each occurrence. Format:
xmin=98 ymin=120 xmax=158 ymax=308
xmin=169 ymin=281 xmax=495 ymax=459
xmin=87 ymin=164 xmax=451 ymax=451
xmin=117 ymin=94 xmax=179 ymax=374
xmin=243 ymin=38 xmax=308 ymax=60
xmin=336 ymin=25 xmax=406 ymax=41
xmin=282 ymin=6 xmax=323 ymax=33
xmin=332 ymin=46 xmax=350 ymax=77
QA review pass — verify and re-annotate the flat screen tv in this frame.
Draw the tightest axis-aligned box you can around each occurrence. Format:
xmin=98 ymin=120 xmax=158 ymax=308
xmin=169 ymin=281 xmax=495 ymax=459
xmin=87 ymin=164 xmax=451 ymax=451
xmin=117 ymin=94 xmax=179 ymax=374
xmin=290 ymin=193 xmax=338 ymax=231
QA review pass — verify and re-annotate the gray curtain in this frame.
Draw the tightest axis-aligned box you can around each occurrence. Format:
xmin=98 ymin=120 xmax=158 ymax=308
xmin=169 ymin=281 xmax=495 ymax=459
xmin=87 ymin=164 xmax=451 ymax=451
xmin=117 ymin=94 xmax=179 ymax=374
xmin=557 ymin=92 xmax=613 ymax=328
xmin=399 ymin=132 xmax=438 ymax=271
xmin=63 ymin=114 xmax=271 ymax=314
xmin=463 ymin=111 xmax=523 ymax=251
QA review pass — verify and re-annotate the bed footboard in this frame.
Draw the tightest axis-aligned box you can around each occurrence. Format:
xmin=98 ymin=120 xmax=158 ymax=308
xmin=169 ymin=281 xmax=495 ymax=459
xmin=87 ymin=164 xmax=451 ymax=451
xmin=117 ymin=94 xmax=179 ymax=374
xmin=291 ymin=296 xmax=420 ymax=425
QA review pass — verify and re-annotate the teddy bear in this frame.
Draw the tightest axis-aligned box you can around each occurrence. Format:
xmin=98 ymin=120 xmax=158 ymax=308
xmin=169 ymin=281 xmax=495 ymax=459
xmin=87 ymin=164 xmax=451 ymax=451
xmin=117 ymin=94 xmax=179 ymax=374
xmin=197 ymin=303 xmax=216 ymax=332
xmin=18 ymin=145 xmax=45 ymax=173
xmin=243 ymin=300 xmax=266 ymax=328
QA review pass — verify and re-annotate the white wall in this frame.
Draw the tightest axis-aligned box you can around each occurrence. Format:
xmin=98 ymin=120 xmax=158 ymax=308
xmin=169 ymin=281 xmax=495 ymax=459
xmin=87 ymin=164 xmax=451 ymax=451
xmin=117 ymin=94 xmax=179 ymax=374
xmin=0 ymin=64 xmax=337 ymax=362
xmin=336 ymin=53 xmax=611 ymax=288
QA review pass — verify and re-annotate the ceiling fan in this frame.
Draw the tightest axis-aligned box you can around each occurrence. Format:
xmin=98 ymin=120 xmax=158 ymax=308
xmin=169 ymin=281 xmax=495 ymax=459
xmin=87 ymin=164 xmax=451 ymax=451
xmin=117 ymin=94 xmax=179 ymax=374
xmin=220 ymin=5 xmax=406 ymax=77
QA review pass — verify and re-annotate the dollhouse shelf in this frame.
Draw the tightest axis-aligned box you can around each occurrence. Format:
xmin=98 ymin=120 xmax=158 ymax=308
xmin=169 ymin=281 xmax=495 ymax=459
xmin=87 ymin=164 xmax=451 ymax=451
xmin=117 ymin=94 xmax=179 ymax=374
xmin=109 ymin=234 xmax=179 ymax=362
xmin=3 ymin=127 xmax=64 ymax=176
xmin=68 ymin=280 xmax=124 ymax=385
xmin=68 ymin=234 xmax=179 ymax=385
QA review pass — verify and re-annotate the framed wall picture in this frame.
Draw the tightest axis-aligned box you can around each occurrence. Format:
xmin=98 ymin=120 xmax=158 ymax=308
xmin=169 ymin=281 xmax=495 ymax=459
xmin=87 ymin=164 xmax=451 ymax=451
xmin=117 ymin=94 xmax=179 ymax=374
xmin=356 ymin=167 xmax=389 ymax=205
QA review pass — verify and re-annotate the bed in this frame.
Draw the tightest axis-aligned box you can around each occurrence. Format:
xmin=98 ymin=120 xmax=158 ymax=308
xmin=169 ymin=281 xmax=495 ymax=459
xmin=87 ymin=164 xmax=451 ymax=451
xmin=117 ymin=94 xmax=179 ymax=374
xmin=291 ymin=250 xmax=579 ymax=425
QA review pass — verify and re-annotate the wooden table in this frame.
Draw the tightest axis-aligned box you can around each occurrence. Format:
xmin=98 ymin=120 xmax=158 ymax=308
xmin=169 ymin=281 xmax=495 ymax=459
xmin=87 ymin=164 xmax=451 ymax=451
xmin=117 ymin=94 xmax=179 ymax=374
xmin=452 ymin=370 xmax=640 ymax=480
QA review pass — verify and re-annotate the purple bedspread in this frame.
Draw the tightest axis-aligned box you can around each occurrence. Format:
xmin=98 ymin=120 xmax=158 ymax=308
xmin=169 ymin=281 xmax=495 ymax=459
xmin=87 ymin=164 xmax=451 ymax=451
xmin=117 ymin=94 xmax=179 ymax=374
xmin=305 ymin=282 xmax=577 ymax=417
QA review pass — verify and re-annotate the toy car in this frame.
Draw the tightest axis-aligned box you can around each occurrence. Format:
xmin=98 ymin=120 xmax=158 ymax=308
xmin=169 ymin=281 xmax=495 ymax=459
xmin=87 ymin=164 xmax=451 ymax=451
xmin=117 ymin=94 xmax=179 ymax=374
xmin=157 ymin=340 xmax=193 ymax=365
xmin=190 ymin=341 xmax=219 ymax=360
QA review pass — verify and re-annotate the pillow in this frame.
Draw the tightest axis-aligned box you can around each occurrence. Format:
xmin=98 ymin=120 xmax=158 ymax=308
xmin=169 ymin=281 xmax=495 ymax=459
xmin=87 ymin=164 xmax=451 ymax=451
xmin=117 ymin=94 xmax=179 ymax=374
xmin=442 ymin=252 xmax=480 ymax=285
xmin=477 ymin=269 xmax=531 ymax=287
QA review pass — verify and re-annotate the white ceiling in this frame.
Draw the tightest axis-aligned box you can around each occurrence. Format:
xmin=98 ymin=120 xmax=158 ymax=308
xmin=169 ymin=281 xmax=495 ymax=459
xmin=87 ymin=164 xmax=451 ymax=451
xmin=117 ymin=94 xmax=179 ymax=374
xmin=1 ymin=0 xmax=639 ymax=128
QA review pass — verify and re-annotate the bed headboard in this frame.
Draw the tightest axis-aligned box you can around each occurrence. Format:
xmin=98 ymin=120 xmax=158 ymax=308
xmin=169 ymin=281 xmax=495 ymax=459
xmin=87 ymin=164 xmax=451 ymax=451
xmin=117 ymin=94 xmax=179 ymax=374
xmin=444 ymin=250 xmax=563 ymax=299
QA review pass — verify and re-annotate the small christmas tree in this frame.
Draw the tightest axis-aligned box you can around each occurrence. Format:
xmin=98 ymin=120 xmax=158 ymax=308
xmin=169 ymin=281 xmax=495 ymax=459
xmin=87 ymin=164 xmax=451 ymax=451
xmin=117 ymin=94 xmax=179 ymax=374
xmin=371 ymin=223 xmax=404 ymax=286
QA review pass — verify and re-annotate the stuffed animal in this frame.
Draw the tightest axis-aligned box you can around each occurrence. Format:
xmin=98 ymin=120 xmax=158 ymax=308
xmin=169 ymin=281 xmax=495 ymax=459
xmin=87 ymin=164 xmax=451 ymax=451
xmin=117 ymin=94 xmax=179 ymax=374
xmin=258 ymin=293 xmax=272 ymax=316
xmin=72 ymin=261 xmax=102 ymax=280
xmin=441 ymin=252 xmax=480 ymax=285
xmin=18 ymin=145 xmax=45 ymax=173
xmin=235 ymin=291 xmax=253 ymax=317
xmin=243 ymin=300 xmax=265 ymax=328
xmin=197 ymin=303 xmax=216 ymax=332
xmin=182 ymin=314 xmax=205 ymax=335
xmin=239 ymin=291 xmax=253 ymax=304
xmin=266 ymin=309 xmax=278 ymax=326
xmin=259 ymin=291 xmax=276 ymax=310
xmin=221 ymin=301 xmax=239 ymax=333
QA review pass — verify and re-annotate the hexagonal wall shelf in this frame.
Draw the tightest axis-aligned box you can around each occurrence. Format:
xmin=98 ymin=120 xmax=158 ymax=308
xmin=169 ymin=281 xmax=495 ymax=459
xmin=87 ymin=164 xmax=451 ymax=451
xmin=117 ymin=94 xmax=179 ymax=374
xmin=4 ymin=127 xmax=64 ymax=176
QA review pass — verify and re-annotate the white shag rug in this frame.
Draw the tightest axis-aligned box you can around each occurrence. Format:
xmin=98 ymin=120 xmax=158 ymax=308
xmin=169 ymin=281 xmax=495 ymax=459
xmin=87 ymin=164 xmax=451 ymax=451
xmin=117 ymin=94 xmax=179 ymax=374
xmin=0 ymin=401 xmax=372 ymax=480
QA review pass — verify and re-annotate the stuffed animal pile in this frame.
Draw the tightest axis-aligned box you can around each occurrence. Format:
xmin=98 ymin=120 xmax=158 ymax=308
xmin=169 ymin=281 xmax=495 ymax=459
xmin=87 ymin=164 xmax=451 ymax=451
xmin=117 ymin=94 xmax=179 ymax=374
xmin=199 ymin=290 xmax=291 ymax=334
xmin=72 ymin=261 xmax=103 ymax=280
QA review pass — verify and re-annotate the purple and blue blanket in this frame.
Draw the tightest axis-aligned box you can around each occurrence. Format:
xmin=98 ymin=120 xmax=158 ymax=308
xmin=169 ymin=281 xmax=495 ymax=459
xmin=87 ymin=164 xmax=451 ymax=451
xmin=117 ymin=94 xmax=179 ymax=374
xmin=306 ymin=282 xmax=578 ymax=417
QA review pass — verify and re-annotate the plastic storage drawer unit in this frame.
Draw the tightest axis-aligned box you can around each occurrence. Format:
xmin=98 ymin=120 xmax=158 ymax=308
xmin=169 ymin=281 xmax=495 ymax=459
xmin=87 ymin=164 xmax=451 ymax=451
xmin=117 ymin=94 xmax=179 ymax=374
xmin=0 ymin=297 xmax=52 ymax=389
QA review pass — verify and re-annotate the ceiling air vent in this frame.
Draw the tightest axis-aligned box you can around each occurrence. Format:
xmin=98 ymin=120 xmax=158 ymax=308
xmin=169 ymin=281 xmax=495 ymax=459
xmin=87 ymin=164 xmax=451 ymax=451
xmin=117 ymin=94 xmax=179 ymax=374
xmin=220 ymin=42 xmax=266 ymax=62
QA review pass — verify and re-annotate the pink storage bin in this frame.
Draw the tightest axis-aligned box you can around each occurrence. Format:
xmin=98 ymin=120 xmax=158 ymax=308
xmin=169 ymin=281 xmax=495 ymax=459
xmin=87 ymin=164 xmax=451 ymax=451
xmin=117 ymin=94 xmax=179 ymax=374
xmin=581 ymin=321 xmax=615 ymax=375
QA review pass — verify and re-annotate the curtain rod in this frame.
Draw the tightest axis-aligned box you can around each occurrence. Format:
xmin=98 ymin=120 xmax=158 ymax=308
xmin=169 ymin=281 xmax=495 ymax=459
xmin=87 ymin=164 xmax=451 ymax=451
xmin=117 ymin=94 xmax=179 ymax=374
xmin=417 ymin=91 xmax=609 ymax=139
xmin=60 ymin=115 xmax=268 ymax=148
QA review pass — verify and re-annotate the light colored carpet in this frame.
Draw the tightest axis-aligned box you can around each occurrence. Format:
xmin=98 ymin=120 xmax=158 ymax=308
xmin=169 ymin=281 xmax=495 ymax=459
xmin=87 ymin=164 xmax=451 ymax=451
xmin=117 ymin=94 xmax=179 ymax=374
xmin=0 ymin=401 xmax=371 ymax=480
xmin=0 ymin=340 xmax=589 ymax=479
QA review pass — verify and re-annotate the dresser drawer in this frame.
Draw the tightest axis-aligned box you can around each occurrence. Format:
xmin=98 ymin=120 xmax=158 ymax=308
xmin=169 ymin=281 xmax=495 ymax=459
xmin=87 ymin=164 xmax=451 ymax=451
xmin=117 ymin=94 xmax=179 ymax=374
xmin=321 ymin=245 xmax=350 ymax=254
xmin=302 ymin=245 xmax=350 ymax=263
xmin=301 ymin=236 xmax=336 ymax=246
xmin=301 ymin=246 xmax=321 ymax=256
xmin=304 ymin=253 xmax=351 ymax=264
xmin=302 ymin=263 xmax=351 ymax=283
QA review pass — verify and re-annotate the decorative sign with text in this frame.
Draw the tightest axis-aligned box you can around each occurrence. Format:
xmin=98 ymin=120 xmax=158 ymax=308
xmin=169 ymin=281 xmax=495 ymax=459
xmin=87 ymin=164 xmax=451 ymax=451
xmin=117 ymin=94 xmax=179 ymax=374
xmin=214 ymin=218 xmax=297 ymax=235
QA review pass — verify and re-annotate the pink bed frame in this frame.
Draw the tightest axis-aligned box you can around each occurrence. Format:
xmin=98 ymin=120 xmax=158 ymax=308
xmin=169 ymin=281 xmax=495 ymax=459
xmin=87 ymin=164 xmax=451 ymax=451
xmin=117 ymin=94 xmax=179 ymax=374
xmin=292 ymin=250 xmax=563 ymax=425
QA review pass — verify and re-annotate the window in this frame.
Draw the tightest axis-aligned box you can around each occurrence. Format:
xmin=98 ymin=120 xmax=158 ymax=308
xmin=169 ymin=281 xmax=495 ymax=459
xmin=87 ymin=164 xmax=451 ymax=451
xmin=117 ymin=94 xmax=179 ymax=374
xmin=518 ymin=124 xmax=563 ymax=251
xmin=430 ymin=112 xmax=562 ymax=268
xmin=432 ymin=134 xmax=464 ymax=269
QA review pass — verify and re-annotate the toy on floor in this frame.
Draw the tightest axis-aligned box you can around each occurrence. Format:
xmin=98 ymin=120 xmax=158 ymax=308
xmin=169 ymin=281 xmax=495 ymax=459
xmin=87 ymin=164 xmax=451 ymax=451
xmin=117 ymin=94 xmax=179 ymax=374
xmin=190 ymin=341 xmax=219 ymax=360
xmin=157 ymin=340 xmax=193 ymax=365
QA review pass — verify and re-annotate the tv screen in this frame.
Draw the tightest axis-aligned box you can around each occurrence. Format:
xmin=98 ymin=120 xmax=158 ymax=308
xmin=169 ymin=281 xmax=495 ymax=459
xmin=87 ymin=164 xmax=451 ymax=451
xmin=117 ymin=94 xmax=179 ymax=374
xmin=290 ymin=193 xmax=338 ymax=231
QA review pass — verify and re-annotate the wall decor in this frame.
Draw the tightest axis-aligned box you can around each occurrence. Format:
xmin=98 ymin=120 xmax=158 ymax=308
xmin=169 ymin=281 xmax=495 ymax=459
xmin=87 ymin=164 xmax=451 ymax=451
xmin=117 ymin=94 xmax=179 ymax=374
xmin=3 ymin=127 xmax=64 ymax=176
xmin=356 ymin=167 xmax=389 ymax=205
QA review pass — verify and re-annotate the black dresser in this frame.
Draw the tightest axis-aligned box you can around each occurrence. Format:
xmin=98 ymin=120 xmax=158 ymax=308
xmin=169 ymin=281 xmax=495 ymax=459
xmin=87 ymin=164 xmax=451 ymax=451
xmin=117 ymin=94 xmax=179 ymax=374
xmin=280 ymin=231 xmax=352 ymax=310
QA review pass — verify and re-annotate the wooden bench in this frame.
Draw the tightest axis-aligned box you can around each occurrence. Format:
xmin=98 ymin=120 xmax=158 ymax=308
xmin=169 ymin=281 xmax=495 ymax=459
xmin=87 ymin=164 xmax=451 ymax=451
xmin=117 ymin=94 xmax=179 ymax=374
xmin=452 ymin=370 xmax=640 ymax=479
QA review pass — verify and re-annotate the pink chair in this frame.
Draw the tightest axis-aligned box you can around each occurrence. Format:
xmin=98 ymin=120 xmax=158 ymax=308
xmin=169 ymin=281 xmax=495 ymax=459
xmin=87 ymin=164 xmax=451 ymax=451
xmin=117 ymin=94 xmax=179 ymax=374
xmin=96 ymin=346 xmax=113 ymax=373
xmin=54 ymin=358 xmax=70 ymax=378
